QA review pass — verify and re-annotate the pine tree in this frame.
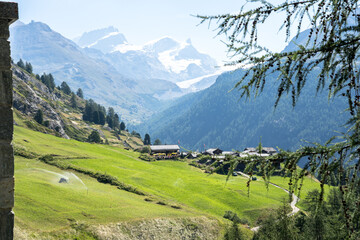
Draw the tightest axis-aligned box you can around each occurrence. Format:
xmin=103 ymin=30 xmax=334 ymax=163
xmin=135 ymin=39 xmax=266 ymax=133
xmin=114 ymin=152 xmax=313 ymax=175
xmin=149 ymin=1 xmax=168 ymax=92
xmin=154 ymin=139 xmax=162 ymax=145
xmin=25 ymin=62 xmax=33 ymax=74
xmin=17 ymin=59 xmax=25 ymax=69
xmin=76 ymin=88 xmax=84 ymax=98
xmin=60 ymin=81 xmax=71 ymax=95
xmin=113 ymin=113 xmax=120 ymax=130
xmin=70 ymin=93 xmax=77 ymax=109
xmin=106 ymin=107 xmax=115 ymax=129
xmin=83 ymin=100 xmax=92 ymax=122
xmin=40 ymin=73 xmax=55 ymax=92
xmin=34 ymin=109 xmax=43 ymax=124
xmin=99 ymin=111 xmax=106 ymax=126
xmin=120 ymin=121 xmax=126 ymax=131
xmin=92 ymin=111 xmax=100 ymax=124
xmin=143 ymin=133 xmax=151 ymax=145
xmin=48 ymin=74 xmax=55 ymax=92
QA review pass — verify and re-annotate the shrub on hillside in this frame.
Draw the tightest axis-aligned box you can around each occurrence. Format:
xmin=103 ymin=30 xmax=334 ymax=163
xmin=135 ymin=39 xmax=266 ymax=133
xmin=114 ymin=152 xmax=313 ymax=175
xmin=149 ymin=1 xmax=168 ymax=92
xmin=14 ymin=145 xmax=37 ymax=159
xmin=87 ymin=130 xmax=101 ymax=143
xmin=136 ymin=146 xmax=150 ymax=154
xmin=139 ymin=153 xmax=155 ymax=162
xmin=34 ymin=109 xmax=43 ymax=124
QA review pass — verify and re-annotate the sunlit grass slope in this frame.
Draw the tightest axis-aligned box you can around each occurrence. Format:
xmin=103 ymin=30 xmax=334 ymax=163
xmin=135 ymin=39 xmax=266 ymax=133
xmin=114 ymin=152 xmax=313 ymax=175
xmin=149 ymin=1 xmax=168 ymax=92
xmin=15 ymin=156 xmax=194 ymax=232
xmin=13 ymin=125 xmax=321 ymax=232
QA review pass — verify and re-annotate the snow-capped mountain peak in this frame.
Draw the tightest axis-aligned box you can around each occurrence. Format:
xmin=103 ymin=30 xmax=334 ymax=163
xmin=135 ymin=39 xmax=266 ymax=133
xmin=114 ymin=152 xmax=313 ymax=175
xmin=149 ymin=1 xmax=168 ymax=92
xmin=76 ymin=27 xmax=218 ymax=82
xmin=75 ymin=26 xmax=127 ymax=53
xmin=142 ymin=36 xmax=180 ymax=53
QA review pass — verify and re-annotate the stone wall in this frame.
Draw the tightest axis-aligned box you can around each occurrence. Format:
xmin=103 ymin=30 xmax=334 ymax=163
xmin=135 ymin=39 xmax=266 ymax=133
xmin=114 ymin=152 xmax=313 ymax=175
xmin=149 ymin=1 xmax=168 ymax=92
xmin=0 ymin=2 xmax=18 ymax=240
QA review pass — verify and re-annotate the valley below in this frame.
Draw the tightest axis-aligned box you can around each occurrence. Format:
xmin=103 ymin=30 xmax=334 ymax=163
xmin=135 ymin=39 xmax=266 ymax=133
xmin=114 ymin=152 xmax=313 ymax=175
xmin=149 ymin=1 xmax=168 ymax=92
xmin=12 ymin=124 xmax=323 ymax=240
xmin=5 ymin=5 xmax=354 ymax=238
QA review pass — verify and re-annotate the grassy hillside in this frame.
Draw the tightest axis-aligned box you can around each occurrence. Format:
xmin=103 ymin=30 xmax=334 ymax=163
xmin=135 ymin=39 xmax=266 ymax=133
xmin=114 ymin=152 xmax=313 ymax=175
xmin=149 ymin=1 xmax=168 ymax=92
xmin=12 ymin=62 xmax=144 ymax=149
xmin=13 ymin=124 xmax=324 ymax=239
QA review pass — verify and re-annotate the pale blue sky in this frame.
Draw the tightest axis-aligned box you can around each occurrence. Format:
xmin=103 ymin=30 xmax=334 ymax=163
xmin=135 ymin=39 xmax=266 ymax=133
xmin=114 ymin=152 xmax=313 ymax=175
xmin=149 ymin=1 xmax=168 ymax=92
xmin=9 ymin=0 xmax=304 ymax=63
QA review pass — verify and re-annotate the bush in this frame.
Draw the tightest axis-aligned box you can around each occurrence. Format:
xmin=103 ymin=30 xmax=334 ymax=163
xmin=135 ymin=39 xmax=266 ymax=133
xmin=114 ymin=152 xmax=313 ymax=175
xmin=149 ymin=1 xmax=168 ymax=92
xmin=34 ymin=109 xmax=43 ymax=124
xmin=43 ymin=120 xmax=50 ymax=127
xmin=197 ymin=155 xmax=212 ymax=164
xmin=139 ymin=153 xmax=155 ymax=162
xmin=14 ymin=145 xmax=37 ymax=159
xmin=39 ymin=154 xmax=55 ymax=163
xmin=224 ymin=223 xmax=245 ymax=240
xmin=139 ymin=146 xmax=150 ymax=153
xmin=224 ymin=211 xmax=241 ymax=224
xmin=87 ymin=130 xmax=101 ymax=143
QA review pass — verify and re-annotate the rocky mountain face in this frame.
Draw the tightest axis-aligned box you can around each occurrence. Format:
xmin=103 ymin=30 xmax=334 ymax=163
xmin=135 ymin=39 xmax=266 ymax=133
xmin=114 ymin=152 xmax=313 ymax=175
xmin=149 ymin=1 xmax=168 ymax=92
xmin=12 ymin=64 xmax=70 ymax=138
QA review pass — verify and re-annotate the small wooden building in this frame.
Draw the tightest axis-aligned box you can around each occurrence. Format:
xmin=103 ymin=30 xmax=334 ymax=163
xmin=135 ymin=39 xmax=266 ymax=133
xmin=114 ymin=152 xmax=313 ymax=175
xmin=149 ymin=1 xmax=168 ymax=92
xmin=150 ymin=145 xmax=180 ymax=159
xmin=243 ymin=147 xmax=277 ymax=156
xmin=203 ymin=148 xmax=223 ymax=156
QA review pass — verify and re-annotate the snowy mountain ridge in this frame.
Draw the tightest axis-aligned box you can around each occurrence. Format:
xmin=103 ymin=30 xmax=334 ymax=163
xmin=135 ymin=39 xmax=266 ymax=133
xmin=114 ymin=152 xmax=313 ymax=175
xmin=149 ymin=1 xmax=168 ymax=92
xmin=74 ymin=27 xmax=218 ymax=82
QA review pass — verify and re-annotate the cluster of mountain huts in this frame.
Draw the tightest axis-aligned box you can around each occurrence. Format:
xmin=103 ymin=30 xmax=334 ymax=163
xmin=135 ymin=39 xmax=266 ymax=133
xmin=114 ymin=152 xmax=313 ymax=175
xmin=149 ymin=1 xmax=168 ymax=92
xmin=149 ymin=145 xmax=280 ymax=171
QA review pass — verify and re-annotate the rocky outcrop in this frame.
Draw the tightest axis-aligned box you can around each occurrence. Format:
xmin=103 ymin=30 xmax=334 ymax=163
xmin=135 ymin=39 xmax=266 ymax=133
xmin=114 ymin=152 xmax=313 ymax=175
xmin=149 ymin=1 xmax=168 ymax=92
xmin=12 ymin=64 xmax=69 ymax=139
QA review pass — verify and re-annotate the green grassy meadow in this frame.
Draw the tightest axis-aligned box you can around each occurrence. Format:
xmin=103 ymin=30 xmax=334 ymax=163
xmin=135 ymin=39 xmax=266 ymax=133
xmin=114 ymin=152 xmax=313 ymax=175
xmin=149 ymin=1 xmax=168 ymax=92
xmin=13 ymin=125 xmax=322 ymax=237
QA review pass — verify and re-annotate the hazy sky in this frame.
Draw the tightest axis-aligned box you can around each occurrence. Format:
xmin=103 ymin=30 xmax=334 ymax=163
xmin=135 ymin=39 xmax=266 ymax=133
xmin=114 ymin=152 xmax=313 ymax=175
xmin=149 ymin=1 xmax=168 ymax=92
xmin=9 ymin=0 xmax=305 ymax=63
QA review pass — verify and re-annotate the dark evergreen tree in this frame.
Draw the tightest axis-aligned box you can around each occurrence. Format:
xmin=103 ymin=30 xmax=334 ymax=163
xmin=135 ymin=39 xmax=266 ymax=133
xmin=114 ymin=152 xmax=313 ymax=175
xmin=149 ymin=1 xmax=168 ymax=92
xmin=40 ymin=73 xmax=55 ymax=92
xmin=76 ymin=88 xmax=84 ymax=98
xmin=87 ymin=130 xmax=101 ymax=143
xmin=92 ymin=111 xmax=100 ymax=124
xmin=82 ymin=99 xmax=108 ymax=125
xmin=35 ymin=74 xmax=40 ymax=80
xmin=60 ymin=81 xmax=71 ymax=95
xmin=99 ymin=111 xmax=106 ymax=126
xmin=34 ymin=109 xmax=43 ymax=124
xmin=113 ymin=113 xmax=120 ymax=130
xmin=106 ymin=107 xmax=115 ymax=129
xmin=83 ymin=100 xmax=93 ymax=122
xmin=120 ymin=121 xmax=126 ymax=131
xmin=48 ymin=74 xmax=55 ymax=91
xmin=143 ymin=133 xmax=151 ymax=145
xmin=154 ymin=139 xmax=162 ymax=145
xmin=70 ymin=93 xmax=77 ymax=109
xmin=17 ymin=59 xmax=24 ymax=69
xmin=25 ymin=62 xmax=33 ymax=74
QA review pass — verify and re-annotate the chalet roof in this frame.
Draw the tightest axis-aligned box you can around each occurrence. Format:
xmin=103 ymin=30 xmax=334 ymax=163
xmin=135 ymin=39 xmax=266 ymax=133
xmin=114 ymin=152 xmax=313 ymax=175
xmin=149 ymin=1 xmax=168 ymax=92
xmin=205 ymin=148 xmax=222 ymax=155
xmin=243 ymin=147 xmax=277 ymax=154
xmin=222 ymin=151 xmax=237 ymax=156
xmin=240 ymin=152 xmax=270 ymax=157
xmin=150 ymin=145 xmax=180 ymax=151
xmin=262 ymin=147 xmax=277 ymax=153
xmin=243 ymin=147 xmax=256 ymax=152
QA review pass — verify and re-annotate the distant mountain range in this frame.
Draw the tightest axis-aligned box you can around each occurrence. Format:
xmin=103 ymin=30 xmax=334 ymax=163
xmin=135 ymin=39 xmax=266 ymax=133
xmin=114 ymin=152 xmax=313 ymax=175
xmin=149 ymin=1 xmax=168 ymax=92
xmin=9 ymin=21 xmax=219 ymax=123
xmin=138 ymin=68 xmax=347 ymax=156
xmin=73 ymin=26 xmax=218 ymax=82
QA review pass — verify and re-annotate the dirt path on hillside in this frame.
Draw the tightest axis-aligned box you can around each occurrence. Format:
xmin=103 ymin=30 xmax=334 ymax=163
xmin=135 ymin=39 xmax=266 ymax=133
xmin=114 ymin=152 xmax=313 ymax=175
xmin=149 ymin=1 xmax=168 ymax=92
xmin=235 ymin=172 xmax=300 ymax=232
